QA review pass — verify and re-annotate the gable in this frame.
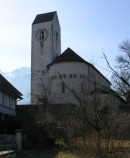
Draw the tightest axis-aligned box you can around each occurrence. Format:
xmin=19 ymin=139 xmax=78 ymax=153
xmin=0 ymin=74 xmax=22 ymax=99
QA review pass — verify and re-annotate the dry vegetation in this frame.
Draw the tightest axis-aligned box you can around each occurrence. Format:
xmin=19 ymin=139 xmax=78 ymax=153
xmin=17 ymin=139 xmax=130 ymax=158
xmin=56 ymin=138 xmax=130 ymax=157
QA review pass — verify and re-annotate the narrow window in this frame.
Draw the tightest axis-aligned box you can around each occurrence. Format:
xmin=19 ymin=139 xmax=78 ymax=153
xmin=62 ymin=82 xmax=65 ymax=94
xmin=56 ymin=32 xmax=59 ymax=41
xmin=59 ymin=74 xmax=62 ymax=79
xmin=40 ymin=31 xmax=44 ymax=41
xmin=81 ymin=82 xmax=84 ymax=94
xmin=70 ymin=74 xmax=72 ymax=78
xmin=63 ymin=74 xmax=66 ymax=78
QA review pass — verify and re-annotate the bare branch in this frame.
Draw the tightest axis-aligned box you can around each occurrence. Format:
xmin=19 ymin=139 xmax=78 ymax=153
xmin=103 ymin=53 xmax=130 ymax=88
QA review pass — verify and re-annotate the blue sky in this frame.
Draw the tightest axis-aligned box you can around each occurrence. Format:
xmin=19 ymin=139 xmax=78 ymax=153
xmin=0 ymin=0 xmax=130 ymax=79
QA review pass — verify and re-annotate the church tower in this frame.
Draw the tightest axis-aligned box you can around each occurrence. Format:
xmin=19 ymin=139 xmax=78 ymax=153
xmin=31 ymin=11 xmax=61 ymax=104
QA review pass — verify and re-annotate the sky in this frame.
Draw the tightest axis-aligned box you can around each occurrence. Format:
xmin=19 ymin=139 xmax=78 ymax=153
xmin=0 ymin=0 xmax=130 ymax=79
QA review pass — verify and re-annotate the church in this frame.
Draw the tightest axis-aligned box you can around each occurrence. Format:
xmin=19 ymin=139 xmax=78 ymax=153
xmin=31 ymin=11 xmax=123 ymax=106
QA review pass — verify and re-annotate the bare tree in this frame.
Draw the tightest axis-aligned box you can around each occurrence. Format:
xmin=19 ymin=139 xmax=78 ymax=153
xmin=63 ymin=77 xmax=116 ymax=157
xmin=103 ymin=40 xmax=130 ymax=98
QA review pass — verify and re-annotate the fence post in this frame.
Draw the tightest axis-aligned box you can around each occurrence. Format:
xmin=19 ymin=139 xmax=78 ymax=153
xmin=15 ymin=129 xmax=22 ymax=151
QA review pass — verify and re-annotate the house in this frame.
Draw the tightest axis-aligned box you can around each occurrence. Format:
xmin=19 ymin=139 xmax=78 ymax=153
xmin=0 ymin=74 xmax=22 ymax=119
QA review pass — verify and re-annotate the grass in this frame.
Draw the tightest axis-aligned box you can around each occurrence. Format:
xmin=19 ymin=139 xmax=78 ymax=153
xmin=55 ymin=138 xmax=130 ymax=158
xmin=70 ymin=138 xmax=130 ymax=158
xmin=73 ymin=137 xmax=130 ymax=148
xmin=17 ymin=139 xmax=130 ymax=158
xmin=56 ymin=151 xmax=80 ymax=158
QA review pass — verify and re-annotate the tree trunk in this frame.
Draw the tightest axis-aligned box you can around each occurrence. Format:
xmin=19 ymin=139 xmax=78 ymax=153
xmin=96 ymin=129 xmax=102 ymax=158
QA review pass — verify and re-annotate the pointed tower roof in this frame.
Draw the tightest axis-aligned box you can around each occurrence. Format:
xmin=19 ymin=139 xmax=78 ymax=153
xmin=32 ymin=11 xmax=57 ymax=24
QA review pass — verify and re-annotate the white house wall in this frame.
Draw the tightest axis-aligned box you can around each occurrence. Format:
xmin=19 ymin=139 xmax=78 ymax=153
xmin=48 ymin=62 xmax=111 ymax=105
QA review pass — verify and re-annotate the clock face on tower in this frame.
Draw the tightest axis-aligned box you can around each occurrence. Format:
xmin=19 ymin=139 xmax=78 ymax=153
xmin=35 ymin=28 xmax=49 ymax=42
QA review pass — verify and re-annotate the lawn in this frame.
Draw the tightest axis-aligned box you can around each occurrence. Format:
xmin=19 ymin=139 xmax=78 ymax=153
xmin=56 ymin=151 xmax=80 ymax=158
xmin=16 ymin=139 xmax=130 ymax=158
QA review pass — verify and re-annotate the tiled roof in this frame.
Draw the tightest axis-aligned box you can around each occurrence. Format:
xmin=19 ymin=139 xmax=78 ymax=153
xmin=0 ymin=74 xmax=22 ymax=99
xmin=32 ymin=11 xmax=56 ymax=24
xmin=48 ymin=48 xmax=111 ymax=84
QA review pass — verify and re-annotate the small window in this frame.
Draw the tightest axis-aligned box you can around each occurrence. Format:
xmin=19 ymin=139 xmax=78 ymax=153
xmin=63 ymin=74 xmax=66 ymax=78
xmin=59 ymin=74 xmax=62 ymax=79
xmin=74 ymin=74 xmax=76 ymax=78
xmin=80 ymin=74 xmax=82 ymax=79
xmin=56 ymin=32 xmax=59 ymax=41
xmin=43 ymin=71 xmax=44 ymax=75
xmin=61 ymin=82 xmax=65 ymax=94
xmin=70 ymin=74 xmax=72 ymax=78
xmin=10 ymin=97 xmax=16 ymax=110
xmin=81 ymin=82 xmax=84 ymax=93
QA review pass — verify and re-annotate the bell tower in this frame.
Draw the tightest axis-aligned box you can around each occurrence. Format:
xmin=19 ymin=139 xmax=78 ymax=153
xmin=31 ymin=11 xmax=61 ymax=104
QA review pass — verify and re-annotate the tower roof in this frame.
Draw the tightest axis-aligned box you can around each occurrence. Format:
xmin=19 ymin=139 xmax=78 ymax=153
xmin=32 ymin=11 xmax=57 ymax=24
xmin=48 ymin=48 xmax=111 ymax=84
